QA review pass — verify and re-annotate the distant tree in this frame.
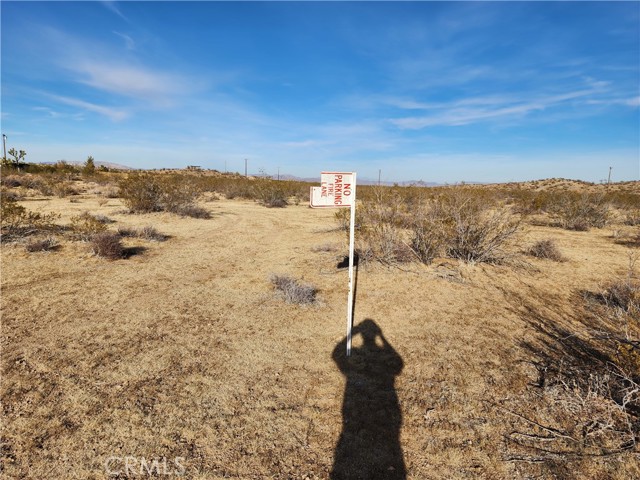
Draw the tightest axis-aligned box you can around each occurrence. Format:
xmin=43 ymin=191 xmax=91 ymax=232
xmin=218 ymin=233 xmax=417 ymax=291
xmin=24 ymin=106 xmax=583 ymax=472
xmin=8 ymin=148 xmax=26 ymax=167
xmin=83 ymin=155 xmax=96 ymax=175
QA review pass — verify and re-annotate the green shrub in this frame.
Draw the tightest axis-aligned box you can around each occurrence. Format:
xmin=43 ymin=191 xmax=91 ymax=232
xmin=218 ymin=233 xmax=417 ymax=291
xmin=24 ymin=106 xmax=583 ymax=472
xmin=118 ymin=173 xmax=164 ymax=212
xmin=253 ymin=181 xmax=289 ymax=208
xmin=70 ymin=212 xmax=108 ymax=240
xmin=0 ymin=199 xmax=60 ymax=241
xmin=349 ymin=186 xmax=521 ymax=265
xmin=118 ymin=173 xmax=205 ymax=216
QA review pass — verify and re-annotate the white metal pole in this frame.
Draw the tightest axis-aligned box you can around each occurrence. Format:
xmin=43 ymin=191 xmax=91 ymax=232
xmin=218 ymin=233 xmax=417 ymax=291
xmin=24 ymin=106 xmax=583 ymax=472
xmin=346 ymin=173 xmax=357 ymax=356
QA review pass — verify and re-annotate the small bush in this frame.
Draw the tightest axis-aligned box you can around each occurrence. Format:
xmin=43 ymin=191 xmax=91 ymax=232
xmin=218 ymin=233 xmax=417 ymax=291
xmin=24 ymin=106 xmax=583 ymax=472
xmin=254 ymin=182 xmax=288 ymax=208
xmin=334 ymin=209 xmax=351 ymax=231
xmin=25 ymin=237 xmax=58 ymax=252
xmin=601 ymin=278 xmax=639 ymax=314
xmin=624 ymin=210 xmax=640 ymax=226
xmin=526 ymin=239 xmax=565 ymax=261
xmin=350 ymin=187 xmax=521 ymax=265
xmin=550 ymin=193 xmax=610 ymax=231
xmin=118 ymin=173 xmax=163 ymax=212
xmin=117 ymin=226 xmax=136 ymax=237
xmin=91 ymin=232 xmax=124 ymax=259
xmin=409 ymin=205 xmax=446 ymax=265
xmin=270 ymin=274 xmax=317 ymax=304
xmin=118 ymin=225 xmax=167 ymax=241
xmin=103 ymin=187 xmax=119 ymax=198
xmin=1 ymin=187 xmax=23 ymax=202
xmin=70 ymin=212 xmax=108 ymax=240
xmin=174 ymin=204 xmax=210 ymax=218
xmin=92 ymin=213 xmax=114 ymax=224
xmin=1 ymin=175 xmax=22 ymax=188
xmin=438 ymin=192 xmax=521 ymax=263
xmin=0 ymin=199 xmax=60 ymax=241
xmin=139 ymin=226 xmax=166 ymax=241
xmin=118 ymin=173 xmax=205 ymax=216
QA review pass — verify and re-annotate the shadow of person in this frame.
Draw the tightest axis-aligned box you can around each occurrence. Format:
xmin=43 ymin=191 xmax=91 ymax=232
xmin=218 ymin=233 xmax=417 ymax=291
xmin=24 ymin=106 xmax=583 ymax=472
xmin=331 ymin=319 xmax=406 ymax=480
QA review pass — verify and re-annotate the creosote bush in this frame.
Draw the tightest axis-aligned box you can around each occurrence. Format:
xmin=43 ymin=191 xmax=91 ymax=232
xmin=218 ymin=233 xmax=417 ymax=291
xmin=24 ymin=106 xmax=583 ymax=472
xmin=270 ymin=274 xmax=317 ymax=305
xmin=526 ymin=239 xmax=565 ymax=262
xmin=253 ymin=181 xmax=289 ymax=208
xmin=118 ymin=173 xmax=206 ymax=217
xmin=91 ymin=232 xmax=124 ymax=260
xmin=0 ymin=199 xmax=60 ymax=241
xmin=440 ymin=192 xmax=521 ymax=263
xmin=70 ymin=212 xmax=108 ymax=240
xmin=347 ymin=187 xmax=522 ymax=265
xmin=549 ymin=193 xmax=610 ymax=231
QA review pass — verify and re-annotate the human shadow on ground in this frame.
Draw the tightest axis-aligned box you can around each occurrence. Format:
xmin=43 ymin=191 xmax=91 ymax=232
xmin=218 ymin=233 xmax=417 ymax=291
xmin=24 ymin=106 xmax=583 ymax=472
xmin=331 ymin=319 xmax=406 ymax=480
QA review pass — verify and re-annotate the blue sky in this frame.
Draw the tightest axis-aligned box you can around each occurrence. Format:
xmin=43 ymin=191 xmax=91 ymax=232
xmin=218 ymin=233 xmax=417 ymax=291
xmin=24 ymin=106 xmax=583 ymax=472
xmin=2 ymin=1 xmax=639 ymax=183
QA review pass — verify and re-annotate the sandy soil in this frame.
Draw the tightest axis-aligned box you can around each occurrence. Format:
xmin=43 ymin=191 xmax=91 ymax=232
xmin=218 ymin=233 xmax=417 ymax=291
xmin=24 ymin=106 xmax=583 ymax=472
xmin=1 ymin=188 xmax=639 ymax=479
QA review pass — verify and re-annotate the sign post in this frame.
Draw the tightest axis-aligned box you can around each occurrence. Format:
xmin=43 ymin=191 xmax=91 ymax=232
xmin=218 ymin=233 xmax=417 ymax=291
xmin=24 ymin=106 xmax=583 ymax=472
xmin=310 ymin=172 xmax=357 ymax=356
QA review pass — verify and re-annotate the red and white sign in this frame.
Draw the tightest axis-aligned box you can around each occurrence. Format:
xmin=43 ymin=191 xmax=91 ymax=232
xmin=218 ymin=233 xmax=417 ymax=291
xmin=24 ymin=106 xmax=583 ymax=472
xmin=309 ymin=172 xmax=355 ymax=208
xmin=309 ymin=171 xmax=358 ymax=356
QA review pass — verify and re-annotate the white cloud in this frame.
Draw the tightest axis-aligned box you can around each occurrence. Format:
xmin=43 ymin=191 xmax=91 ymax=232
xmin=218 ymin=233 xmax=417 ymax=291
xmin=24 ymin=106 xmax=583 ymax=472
xmin=70 ymin=61 xmax=194 ymax=103
xmin=388 ymin=89 xmax=606 ymax=129
xmin=626 ymin=96 xmax=640 ymax=107
xmin=44 ymin=94 xmax=129 ymax=121
xmin=101 ymin=1 xmax=128 ymax=21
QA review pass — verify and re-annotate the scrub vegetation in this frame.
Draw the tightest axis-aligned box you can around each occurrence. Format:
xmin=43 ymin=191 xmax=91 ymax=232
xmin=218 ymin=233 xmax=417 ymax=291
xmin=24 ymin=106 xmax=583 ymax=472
xmin=1 ymin=163 xmax=639 ymax=478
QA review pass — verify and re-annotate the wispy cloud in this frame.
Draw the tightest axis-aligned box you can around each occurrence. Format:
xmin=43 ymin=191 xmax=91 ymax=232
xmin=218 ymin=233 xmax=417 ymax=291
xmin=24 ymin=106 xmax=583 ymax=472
xmin=113 ymin=31 xmax=135 ymax=50
xmin=44 ymin=93 xmax=129 ymax=121
xmin=101 ymin=1 xmax=127 ymax=22
xmin=70 ymin=61 xmax=197 ymax=104
xmin=388 ymin=88 xmax=611 ymax=129
xmin=29 ymin=27 xmax=205 ymax=108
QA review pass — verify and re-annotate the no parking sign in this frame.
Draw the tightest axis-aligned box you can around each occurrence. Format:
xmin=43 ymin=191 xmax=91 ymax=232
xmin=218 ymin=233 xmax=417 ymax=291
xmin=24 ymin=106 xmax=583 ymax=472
xmin=310 ymin=172 xmax=357 ymax=356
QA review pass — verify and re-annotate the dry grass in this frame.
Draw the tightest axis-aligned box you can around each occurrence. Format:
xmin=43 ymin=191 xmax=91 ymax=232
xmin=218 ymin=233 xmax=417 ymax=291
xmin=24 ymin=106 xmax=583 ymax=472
xmin=270 ymin=274 xmax=318 ymax=304
xmin=1 ymin=176 xmax=639 ymax=479
xmin=118 ymin=225 xmax=168 ymax=242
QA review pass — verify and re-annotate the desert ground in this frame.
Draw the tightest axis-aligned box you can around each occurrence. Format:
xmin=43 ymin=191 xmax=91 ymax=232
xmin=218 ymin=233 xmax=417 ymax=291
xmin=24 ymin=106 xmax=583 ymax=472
xmin=1 ymin=176 xmax=639 ymax=479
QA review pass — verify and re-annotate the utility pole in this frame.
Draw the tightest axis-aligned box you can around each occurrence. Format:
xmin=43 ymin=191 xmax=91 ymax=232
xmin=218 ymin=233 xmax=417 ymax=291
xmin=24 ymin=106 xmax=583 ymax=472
xmin=607 ymin=166 xmax=612 ymax=185
xmin=245 ymin=158 xmax=248 ymax=177
xmin=2 ymin=134 xmax=6 ymax=161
